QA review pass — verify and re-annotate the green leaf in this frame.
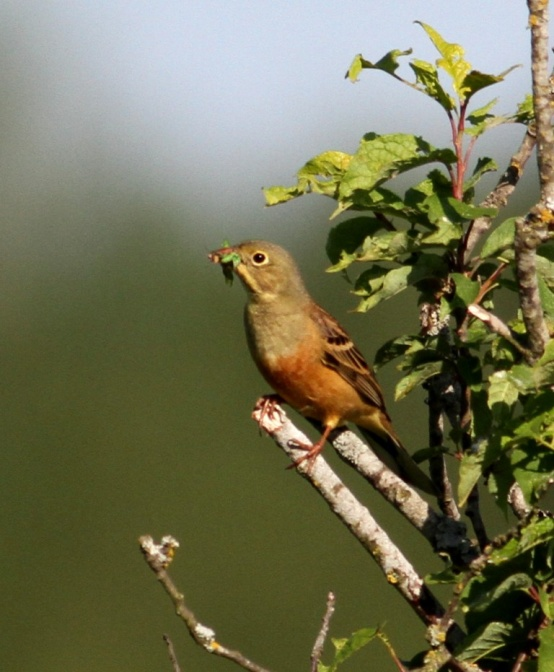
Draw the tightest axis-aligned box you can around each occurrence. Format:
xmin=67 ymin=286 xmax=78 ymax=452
xmin=338 ymin=133 xmax=456 ymax=202
xmin=487 ymin=370 xmax=519 ymax=419
xmin=327 ymin=628 xmax=379 ymax=670
xmin=464 ymin=156 xmax=498 ymax=191
xmin=263 ymin=183 xmax=307 ymax=206
xmin=354 ymin=255 xmax=448 ymax=311
xmin=451 ymin=273 xmax=481 ymax=307
xmin=513 ymin=93 xmax=534 ymax=125
xmin=346 ymin=49 xmax=412 ymax=82
xmin=395 ymin=359 xmax=444 ymax=400
xmin=356 ymin=230 xmax=419 ymax=262
xmin=374 ymin=335 xmax=425 ymax=368
xmin=263 ymin=151 xmax=351 ymax=206
xmin=409 ymin=58 xmax=455 ymax=110
xmin=480 ymin=217 xmax=516 ymax=259
xmin=326 ymin=217 xmax=384 ymax=267
xmin=539 ymin=624 xmax=554 ymax=672
xmin=456 ymin=621 xmax=524 ymax=662
xmin=487 ymin=516 xmax=554 ymax=564
xmin=416 ymin=22 xmax=471 ymax=99
xmin=458 ymin=449 xmax=484 ymax=507
xmin=462 ymin=67 xmax=518 ymax=99
xmin=354 ymin=265 xmax=413 ymax=311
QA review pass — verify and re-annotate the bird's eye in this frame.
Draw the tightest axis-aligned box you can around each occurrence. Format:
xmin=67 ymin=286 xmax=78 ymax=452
xmin=252 ymin=252 xmax=267 ymax=265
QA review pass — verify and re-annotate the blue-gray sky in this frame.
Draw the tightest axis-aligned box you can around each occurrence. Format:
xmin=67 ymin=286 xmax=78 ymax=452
xmin=0 ymin=1 xmax=541 ymax=255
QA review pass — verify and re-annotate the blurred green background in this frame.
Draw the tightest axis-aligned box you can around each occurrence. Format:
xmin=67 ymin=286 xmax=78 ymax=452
xmin=0 ymin=2 xmax=543 ymax=671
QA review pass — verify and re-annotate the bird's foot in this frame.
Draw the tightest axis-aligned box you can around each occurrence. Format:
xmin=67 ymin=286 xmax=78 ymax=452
xmin=252 ymin=394 xmax=285 ymax=430
xmin=286 ymin=438 xmax=326 ymax=470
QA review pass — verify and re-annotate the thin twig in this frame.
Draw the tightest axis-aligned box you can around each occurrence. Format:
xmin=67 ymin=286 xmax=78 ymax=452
xmin=463 ymin=128 xmax=536 ymax=265
xmin=465 ymin=486 xmax=490 ymax=552
xmin=467 ymin=304 xmax=532 ymax=358
xmin=310 ymin=592 xmax=336 ymax=672
xmin=163 ymin=634 xmax=182 ymax=672
xmin=139 ymin=536 xmax=274 ymax=672
xmin=507 ymin=482 xmax=531 ymax=520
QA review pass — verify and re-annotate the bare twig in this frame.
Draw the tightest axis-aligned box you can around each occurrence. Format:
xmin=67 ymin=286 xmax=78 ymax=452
xmin=253 ymin=401 xmax=467 ymax=646
xmin=310 ymin=592 xmax=336 ymax=672
xmin=507 ymin=482 xmax=532 ymax=520
xmin=139 ymin=536 xmax=274 ymax=672
xmin=467 ymin=304 xmax=532 ymax=358
xmin=163 ymin=634 xmax=182 ymax=672
xmin=465 ymin=486 xmax=490 ymax=552
xmin=425 ymin=373 xmax=461 ymax=521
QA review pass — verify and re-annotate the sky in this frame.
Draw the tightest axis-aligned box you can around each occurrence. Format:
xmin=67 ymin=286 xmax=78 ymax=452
xmin=0 ymin=1 xmax=541 ymax=261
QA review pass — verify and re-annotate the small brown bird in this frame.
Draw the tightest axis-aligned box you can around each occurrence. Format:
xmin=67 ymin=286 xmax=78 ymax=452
xmin=209 ymin=240 xmax=435 ymax=494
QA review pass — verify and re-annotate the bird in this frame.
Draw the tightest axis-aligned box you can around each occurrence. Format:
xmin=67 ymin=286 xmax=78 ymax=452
xmin=209 ymin=240 xmax=435 ymax=494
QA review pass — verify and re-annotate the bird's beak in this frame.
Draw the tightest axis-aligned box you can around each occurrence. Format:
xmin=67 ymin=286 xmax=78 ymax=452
xmin=208 ymin=245 xmax=242 ymax=285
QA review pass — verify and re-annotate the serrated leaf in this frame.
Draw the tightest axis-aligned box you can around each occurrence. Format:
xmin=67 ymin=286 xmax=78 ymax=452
xmin=338 ymin=133 xmax=456 ymax=202
xmin=480 ymin=217 xmax=516 ymax=259
xmin=357 ymin=230 xmax=419 ymax=262
xmin=263 ymin=151 xmax=351 ymax=206
xmin=263 ymin=183 xmax=307 ymax=206
xmin=395 ymin=359 xmax=444 ymax=400
xmin=488 ymin=370 xmax=519 ymax=415
xmin=456 ymin=620 xmax=520 ymax=662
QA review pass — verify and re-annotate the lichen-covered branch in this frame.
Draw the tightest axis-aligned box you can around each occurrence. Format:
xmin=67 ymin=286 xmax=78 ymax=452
xmin=515 ymin=214 xmax=550 ymax=361
xmin=253 ymin=400 xmax=469 ymax=643
xmin=528 ymin=0 xmax=554 ymax=201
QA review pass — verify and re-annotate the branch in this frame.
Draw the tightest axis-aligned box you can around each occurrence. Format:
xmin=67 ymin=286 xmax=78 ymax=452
xmin=310 ymin=592 xmax=336 ymax=672
xmin=466 ymin=304 xmax=532 ymax=358
xmin=463 ymin=128 xmax=536 ymax=265
xmin=253 ymin=401 xmax=468 ymax=645
xmin=139 ymin=536 xmax=274 ymax=672
xmin=514 ymin=213 xmax=550 ymax=361
xmin=528 ymin=0 xmax=554 ymax=201
xmin=255 ymin=401 xmax=475 ymax=567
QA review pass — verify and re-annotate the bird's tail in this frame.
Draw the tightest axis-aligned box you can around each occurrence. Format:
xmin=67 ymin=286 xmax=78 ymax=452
xmin=358 ymin=427 xmax=436 ymax=495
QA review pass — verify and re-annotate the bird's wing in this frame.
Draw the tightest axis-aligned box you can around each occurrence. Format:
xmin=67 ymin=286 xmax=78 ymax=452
xmin=311 ymin=303 xmax=387 ymax=411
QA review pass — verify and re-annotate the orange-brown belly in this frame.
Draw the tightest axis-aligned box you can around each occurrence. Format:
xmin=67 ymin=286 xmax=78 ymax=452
xmin=255 ymin=349 xmax=364 ymax=429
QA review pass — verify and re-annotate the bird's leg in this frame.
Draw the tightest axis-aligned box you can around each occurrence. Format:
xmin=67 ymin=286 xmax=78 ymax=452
xmin=253 ymin=394 xmax=285 ymax=428
xmin=286 ymin=424 xmax=333 ymax=469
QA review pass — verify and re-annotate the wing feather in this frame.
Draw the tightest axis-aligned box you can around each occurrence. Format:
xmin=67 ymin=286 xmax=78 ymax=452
xmin=310 ymin=303 xmax=387 ymax=411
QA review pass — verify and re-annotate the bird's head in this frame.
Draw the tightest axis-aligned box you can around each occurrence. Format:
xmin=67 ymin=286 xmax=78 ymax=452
xmin=209 ymin=240 xmax=309 ymax=303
